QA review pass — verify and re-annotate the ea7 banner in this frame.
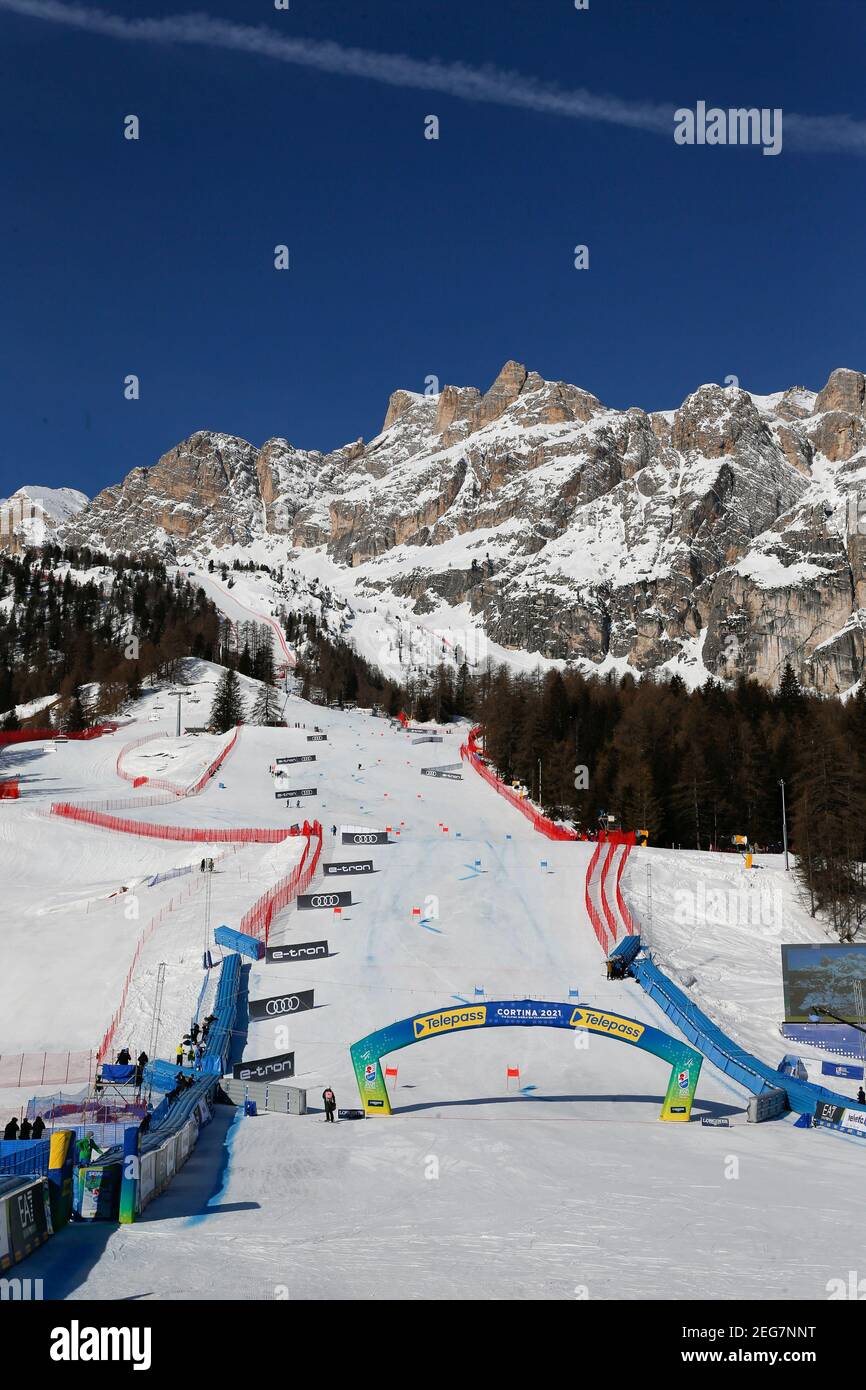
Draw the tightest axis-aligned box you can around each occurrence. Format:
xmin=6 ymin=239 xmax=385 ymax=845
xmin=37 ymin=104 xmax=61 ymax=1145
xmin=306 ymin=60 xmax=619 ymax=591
xmin=323 ymin=860 xmax=373 ymax=876
xmin=275 ymin=787 xmax=317 ymax=799
xmin=267 ymin=939 xmax=329 ymax=963
xmin=249 ymin=990 xmax=314 ymax=1021
xmin=276 ymin=755 xmax=316 ymax=765
xmin=350 ymin=999 xmax=703 ymax=1122
xmin=298 ymin=890 xmax=352 ymax=910
xmin=233 ymin=1052 xmax=295 ymax=1082
xmin=341 ymin=830 xmax=389 ymax=845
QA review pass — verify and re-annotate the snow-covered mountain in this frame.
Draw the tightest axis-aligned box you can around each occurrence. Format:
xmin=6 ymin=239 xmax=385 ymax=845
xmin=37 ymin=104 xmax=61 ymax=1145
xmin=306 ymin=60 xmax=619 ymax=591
xmin=26 ymin=362 xmax=866 ymax=692
xmin=0 ymin=484 xmax=89 ymax=552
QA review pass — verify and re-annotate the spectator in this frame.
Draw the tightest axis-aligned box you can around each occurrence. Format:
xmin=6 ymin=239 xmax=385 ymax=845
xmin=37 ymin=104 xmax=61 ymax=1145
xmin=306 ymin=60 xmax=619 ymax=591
xmin=191 ymin=1023 xmax=200 ymax=1043
xmin=19 ymin=1118 xmax=32 ymax=1141
xmin=31 ymin=1116 xmax=46 ymax=1140
xmin=3 ymin=1117 xmax=19 ymax=1140
xmin=186 ymin=1045 xmax=195 ymax=1066
xmin=176 ymin=1042 xmax=184 ymax=1066
xmin=139 ymin=1109 xmax=151 ymax=1137
xmin=135 ymin=1051 xmax=148 ymax=1088
xmin=322 ymin=1087 xmax=337 ymax=1123
xmin=116 ymin=1047 xmax=131 ymax=1066
xmin=858 ymin=1087 xmax=865 ymax=1106
xmin=76 ymin=1132 xmax=103 ymax=1166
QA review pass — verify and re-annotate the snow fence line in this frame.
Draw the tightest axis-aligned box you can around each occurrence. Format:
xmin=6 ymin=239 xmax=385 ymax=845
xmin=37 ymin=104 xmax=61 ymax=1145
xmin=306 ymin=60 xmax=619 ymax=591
xmin=238 ymin=820 xmax=324 ymax=945
xmin=48 ymin=726 xmax=288 ymax=841
xmin=460 ymin=728 xmax=579 ymax=841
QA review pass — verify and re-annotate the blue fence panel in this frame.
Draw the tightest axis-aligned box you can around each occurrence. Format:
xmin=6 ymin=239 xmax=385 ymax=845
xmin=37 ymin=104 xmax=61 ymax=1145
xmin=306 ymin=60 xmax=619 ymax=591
xmin=631 ymin=953 xmax=866 ymax=1119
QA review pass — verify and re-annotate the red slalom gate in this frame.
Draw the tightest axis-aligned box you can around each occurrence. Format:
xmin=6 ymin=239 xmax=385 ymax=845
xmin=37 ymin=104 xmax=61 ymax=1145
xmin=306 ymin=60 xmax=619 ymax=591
xmin=238 ymin=821 xmax=324 ymax=944
xmin=460 ymin=729 xmax=579 ymax=841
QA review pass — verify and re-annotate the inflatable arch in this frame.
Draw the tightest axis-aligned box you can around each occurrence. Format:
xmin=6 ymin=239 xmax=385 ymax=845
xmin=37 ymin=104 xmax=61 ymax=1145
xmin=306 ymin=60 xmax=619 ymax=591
xmin=350 ymin=999 xmax=703 ymax=1121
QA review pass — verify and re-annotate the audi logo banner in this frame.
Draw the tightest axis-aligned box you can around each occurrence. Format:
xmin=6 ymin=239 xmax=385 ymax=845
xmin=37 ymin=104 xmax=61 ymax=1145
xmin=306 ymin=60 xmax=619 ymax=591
xmin=233 ymin=1051 xmax=295 ymax=1082
xmin=266 ymin=939 xmax=329 ymax=963
xmin=323 ymin=860 xmax=373 ymax=876
xmin=275 ymin=755 xmax=316 ymax=765
xmin=297 ymin=890 xmax=352 ymax=910
xmin=341 ymin=831 xmax=389 ymax=845
xmin=275 ymin=787 xmax=317 ymax=799
xmin=249 ymin=989 xmax=314 ymax=1021
xmin=421 ymin=769 xmax=463 ymax=779
xmin=307 ymin=734 xmax=328 ymax=742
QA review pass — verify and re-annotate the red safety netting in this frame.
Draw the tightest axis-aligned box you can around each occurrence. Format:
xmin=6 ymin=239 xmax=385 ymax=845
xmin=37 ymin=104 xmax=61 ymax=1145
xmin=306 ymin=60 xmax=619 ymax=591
xmin=238 ymin=821 xmax=323 ymax=945
xmin=584 ymin=840 xmax=611 ymax=953
xmin=0 ymin=723 xmax=120 ymax=746
xmin=0 ymin=778 xmax=19 ymax=800
xmin=50 ymin=727 xmax=252 ymax=839
xmin=614 ymin=838 xmax=638 ymax=935
xmin=460 ymin=729 xmax=579 ymax=841
xmin=48 ymin=804 xmax=293 ymax=843
xmin=599 ymin=841 xmax=619 ymax=944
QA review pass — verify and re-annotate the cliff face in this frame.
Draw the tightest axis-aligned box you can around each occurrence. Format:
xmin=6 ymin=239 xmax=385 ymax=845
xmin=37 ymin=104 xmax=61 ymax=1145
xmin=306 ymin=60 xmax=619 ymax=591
xmin=55 ymin=362 xmax=866 ymax=693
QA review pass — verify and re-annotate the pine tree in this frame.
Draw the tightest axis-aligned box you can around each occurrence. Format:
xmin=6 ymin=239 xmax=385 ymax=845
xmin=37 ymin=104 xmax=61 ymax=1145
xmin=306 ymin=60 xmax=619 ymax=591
xmin=209 ymin=667 xmax=246 ymax=733
xmin=64 ymin=690 xmax=89 ymax=733
xmin=1 ymin=707 xmax=21 ymax=731
xmin=250 ymin=677 xmax=282 ymax=726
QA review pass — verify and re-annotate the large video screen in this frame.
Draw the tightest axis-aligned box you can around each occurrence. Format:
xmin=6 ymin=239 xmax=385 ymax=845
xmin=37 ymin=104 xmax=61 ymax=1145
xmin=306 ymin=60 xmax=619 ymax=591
xmin=781 ymin=944 xmax=866 ymax=1023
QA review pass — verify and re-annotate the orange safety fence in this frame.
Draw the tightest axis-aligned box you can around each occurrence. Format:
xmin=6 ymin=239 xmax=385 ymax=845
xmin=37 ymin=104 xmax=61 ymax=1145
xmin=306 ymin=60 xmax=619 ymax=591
xmin=238 ymin=821 xmax=324 ymax=945
xmin=460 ymin=729 xmax=579 ymax=842
xmin=584 ymin=840 xmax=612 ymax=953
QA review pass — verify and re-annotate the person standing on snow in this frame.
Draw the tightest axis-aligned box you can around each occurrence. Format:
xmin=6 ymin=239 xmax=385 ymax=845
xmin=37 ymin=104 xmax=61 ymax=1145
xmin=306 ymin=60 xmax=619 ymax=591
xmin=322 ymin=1087 xmax=337 ymax=1123
xmin=3 ymin=1117 xmax=19 ymax=1140
xmin=76 ymin=1132 xmax=103 ymax=1166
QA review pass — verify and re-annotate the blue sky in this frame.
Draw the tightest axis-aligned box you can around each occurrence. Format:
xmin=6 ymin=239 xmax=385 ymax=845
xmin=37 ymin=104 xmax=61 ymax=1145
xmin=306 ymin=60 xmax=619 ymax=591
xmin=1 ymin=0 xmax=865 ymax=500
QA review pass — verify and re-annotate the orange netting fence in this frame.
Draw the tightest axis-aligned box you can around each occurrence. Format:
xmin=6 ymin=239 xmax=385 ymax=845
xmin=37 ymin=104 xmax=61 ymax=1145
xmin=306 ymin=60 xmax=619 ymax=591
xmin=238 ymin=821 xmax=324 ymax=945
xmin=460 ymin=728 xmax=579 ymax=841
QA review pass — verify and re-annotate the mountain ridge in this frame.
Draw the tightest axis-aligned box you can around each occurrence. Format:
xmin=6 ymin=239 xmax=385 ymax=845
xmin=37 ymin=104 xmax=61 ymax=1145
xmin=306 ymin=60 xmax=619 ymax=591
xmin=13 ymin=360 xmax=866 ymax=694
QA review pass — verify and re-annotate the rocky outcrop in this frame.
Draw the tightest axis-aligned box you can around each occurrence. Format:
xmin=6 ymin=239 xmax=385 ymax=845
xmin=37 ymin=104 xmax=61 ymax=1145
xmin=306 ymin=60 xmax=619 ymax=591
xmin=53 ymin=361 xmax=866 ymax=693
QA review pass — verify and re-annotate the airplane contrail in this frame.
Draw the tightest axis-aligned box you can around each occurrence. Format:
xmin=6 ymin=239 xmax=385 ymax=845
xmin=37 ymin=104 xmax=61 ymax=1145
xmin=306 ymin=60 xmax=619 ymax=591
xmin=1 ymin=0 xmax=865 ymax=154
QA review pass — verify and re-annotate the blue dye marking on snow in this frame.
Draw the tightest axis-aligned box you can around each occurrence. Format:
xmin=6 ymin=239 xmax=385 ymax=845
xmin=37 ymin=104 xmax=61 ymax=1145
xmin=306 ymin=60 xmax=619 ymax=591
xmin=451 ymin=994 xmax=470 ymax=1005
xmin=520 ymin=1085 xmax=538 ymax=1094
xmin=185 ymin=1108 xmax=242 ymax=1226
xmin=421 ymin=921 xmax=443 ymax=934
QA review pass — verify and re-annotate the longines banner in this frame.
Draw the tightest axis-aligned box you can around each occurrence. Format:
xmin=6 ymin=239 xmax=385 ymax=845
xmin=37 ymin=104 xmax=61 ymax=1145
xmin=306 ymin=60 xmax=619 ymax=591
xmin=342 ymin=830 xmax=389 ymax=845
xmin=298 ymin=890 xmax=352 ymax=910
xmin=275 ymin=787 xmax=317 ymax=799
xmin=307 ymin=734 xmax=328 ymax=742
xmin=266 ymin=939 xmax=329 ymax=962
xmin=249 ymin=990 xmax=314 ymax=1020
xmin=233 ymin=1051 xmax=295 ymax=1082
xmin=323 ymin=860 xmax=373 ymax=876
xmin=276 ymin=755 xmax=316 ymax=765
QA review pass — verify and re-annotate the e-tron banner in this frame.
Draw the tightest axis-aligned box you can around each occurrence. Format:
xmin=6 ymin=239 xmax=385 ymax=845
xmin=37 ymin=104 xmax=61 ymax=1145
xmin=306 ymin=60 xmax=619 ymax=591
xmin=275 ymin=787 xmax=317 ymax=799
xmin=307 ymin=734 xmax=328 ymax=742
xmin=298 ymin=890 xmax=352 ymax=910
xmin=233 ymin=1051 xmax=295 ymax=1081
xmin=323 ymin=860 xmax=373 ymax=876
xmin=249 ymin=990 xmax=314 ymax=1021
xmin=350 ymin=998 xmax=703 ymax=1122
xmin=412 ymin=736 xmax=443 ymax=744
xmin=342 ymin=831 xmax=389 ymax=845
xmin=266 ymin=940 xmax=329 ymax=963
xmin=421 ymin=769 xmax=463 ymax=779
xmin=276 ymin=755 xmax=316 ymax=765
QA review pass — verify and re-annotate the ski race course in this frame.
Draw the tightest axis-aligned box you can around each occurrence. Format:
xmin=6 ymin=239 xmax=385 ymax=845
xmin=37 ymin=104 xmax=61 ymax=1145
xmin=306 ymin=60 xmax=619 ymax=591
xmin=2 ymin=675 xmax=866 ymax=1301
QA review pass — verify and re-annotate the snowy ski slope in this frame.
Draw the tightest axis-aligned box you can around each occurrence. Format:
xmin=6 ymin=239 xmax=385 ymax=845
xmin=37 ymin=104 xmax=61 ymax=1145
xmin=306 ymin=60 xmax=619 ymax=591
xmin=3 ymin=675 xmax=866 ymax=1299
